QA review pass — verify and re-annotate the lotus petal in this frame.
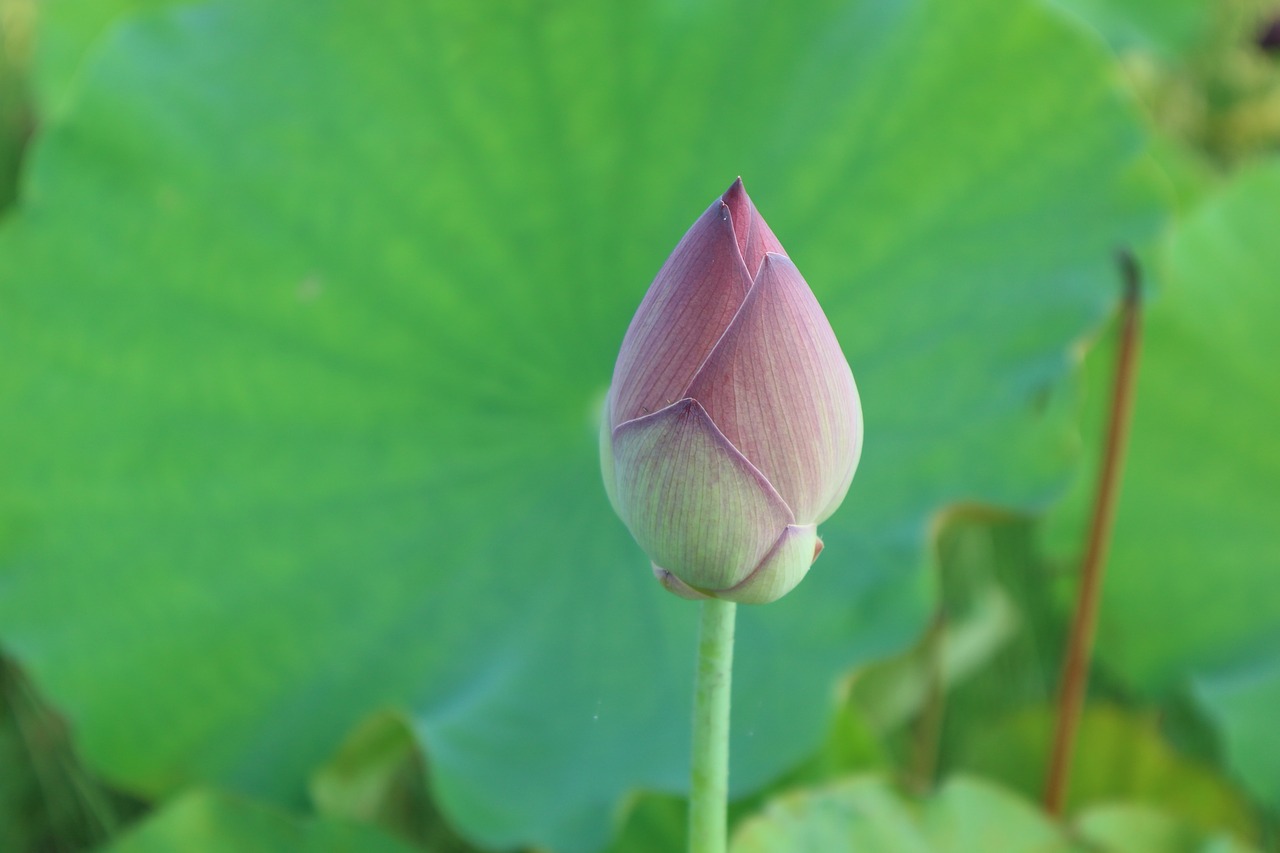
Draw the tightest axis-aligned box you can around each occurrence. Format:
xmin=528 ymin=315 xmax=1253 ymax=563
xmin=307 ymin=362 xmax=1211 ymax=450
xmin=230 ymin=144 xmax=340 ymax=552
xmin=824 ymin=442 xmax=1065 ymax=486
xmin=599 ymin=387 xmax=621 ymax=517
xmin=684 ymin=253 xmax=861 ymax=523
xmin=608 ymin=200 xmax=753 ymax=427
xmin=722 ymin=524 xmax=821 ymax=605
xmin=651 ymin=564 xmax=712 ymax=600
xmin=722 ymin=177 xmax=786 ymax=278
xmin=611 ymin=398 xmax=793 ymax=592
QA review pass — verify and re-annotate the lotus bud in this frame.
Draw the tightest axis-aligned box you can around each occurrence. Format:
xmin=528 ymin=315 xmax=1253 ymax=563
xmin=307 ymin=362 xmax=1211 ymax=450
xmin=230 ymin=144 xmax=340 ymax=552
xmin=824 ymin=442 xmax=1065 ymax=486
xmin=600 ymin=178 xmax=862 ymax=604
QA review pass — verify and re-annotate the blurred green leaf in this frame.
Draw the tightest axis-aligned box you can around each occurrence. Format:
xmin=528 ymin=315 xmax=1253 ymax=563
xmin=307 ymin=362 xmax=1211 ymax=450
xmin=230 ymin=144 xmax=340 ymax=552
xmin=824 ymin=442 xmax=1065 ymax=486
xmin=957 ymin=705 xmax=1260 ymax=843
xmin=928 ymin=520 xmax=1069 ymax=773
xmin=1047 ymin=0 xmax=1209 ymax=57
xmin=1140 ymin=134 xmax=1222 ymax=217
xmin=29 ymin=0 xmax=183 ymax=112
xmin=1083 ymin=162 xmax=1280 ymax=810
xmin=100 ymin=789 xmax=419 ymax=853
xmin=852 ymin=575 xmax=1019 ymax=733
xmin=1076 ymin=803 xmax=1261 ymax=853
xmin=606 ymin=709 xmax=890 ymax=853
xmin=0 ymin=0 xmax=33 ymax=213
xmin=1193 ymin=662 xmax=1280 ymax=815
xmin=774 ymin=695 xmax=889 ymax=786
xmin=0 ymin=655 xmax=130 ymax=853
xmin=0 ymin=0 xmax=1161 ymax=849
xmin=731 ymin=775 xmax=1077 ymax=852
xmin=1102 ymin=161 xmax=1280 ymax=687
xmin=851 ymin=517 xmax=1070 ymax=795
xmin=731 ymin=773 xmax=1265 ymax=853
xmin=310 ymin=710 xmax=478 ymax=852
xmin=603 ymin=793 xmax=687 ymax=853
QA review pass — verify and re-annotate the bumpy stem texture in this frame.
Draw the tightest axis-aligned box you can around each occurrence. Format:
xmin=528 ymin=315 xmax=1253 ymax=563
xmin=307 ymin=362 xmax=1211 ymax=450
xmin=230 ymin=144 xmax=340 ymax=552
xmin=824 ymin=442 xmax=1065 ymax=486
xmin=689 ymin=598 xmax=737 ymax=853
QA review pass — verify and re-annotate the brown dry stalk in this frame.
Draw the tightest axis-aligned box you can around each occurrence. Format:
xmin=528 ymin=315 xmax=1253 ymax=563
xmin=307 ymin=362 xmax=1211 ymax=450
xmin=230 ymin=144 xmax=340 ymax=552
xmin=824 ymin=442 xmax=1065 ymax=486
xmin=1044 ymin=251 xmax=1143 ymax=816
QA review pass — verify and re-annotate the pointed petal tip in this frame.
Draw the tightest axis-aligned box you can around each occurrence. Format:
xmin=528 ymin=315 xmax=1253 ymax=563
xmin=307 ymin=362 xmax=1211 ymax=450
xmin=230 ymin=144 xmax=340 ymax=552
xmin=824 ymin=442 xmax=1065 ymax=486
xmin=720 ymin=178 xmax=755 ymax=263
xmin=720 ymin=178 xmax=750 ymax=219
xmin=607 ymin=197 xmax=754 ymax=423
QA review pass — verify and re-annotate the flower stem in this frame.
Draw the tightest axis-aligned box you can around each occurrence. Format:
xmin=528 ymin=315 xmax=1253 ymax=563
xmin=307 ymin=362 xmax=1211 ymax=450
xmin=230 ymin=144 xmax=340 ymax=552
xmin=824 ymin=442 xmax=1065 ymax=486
xmin=688 ymin=597 xmax=737 ymax=853
xmin=1044 ymin=252 xmax=1143 ymax=816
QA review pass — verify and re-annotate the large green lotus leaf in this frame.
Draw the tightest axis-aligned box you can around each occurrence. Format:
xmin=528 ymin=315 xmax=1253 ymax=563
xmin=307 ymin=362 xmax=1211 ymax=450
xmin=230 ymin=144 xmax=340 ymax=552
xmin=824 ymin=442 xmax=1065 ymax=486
xmin=0 ymin=0 xmax=1160 ymax=849
xmin=731 ymin=775 xmax=1079 ymax=852
xmin=1102 ymin=161 xmax=1280 ymax=685
xmin=102 ymin=790 xmax=419 ymax=853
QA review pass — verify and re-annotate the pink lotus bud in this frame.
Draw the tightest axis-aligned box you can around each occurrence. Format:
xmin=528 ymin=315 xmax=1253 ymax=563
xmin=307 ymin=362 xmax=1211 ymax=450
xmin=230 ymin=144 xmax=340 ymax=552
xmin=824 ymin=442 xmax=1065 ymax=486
xmin=601 ymin=179 xmax=862 ymax=604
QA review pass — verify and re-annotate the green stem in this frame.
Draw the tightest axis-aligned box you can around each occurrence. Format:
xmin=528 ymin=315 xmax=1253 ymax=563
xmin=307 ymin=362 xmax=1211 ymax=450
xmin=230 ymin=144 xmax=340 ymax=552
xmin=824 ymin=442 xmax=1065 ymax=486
xmin=689 ymin=597 xmax=737 ymax=853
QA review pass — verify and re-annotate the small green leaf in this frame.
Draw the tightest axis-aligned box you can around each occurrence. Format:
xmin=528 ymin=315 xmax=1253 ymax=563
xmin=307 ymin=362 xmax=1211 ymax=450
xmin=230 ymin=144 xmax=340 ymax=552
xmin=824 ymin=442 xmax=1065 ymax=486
xmin=310 ymin=712 xmax=419 ymax=826
xmin=731 ymin=775 xmax=1075 ymax=853
xmin=101 ymin=789 xmax=421 ymax=853
xmin=852 ymin=583 xmax=1019 ymax=733
xmin=1076 ymin=803 xmax=1261 ymax=853
xmin=1193 ymin=663 xmax=1280 ymax=813
xmin=309 ymin=710 xmax=478 ymax=852
xmin=957 ymin=705 xmax=1260 ymax=843
xmin=604 ymin=793 xmax=687 ymax=853
xmin=0 ymin=655 xmax=127 ymax=851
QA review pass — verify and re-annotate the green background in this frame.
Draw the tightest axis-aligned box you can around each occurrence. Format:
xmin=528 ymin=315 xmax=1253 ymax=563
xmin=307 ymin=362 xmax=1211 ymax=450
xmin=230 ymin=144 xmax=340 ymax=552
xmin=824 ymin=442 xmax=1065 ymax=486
xmin=1 ymin=0 xmax=1277 ymax=851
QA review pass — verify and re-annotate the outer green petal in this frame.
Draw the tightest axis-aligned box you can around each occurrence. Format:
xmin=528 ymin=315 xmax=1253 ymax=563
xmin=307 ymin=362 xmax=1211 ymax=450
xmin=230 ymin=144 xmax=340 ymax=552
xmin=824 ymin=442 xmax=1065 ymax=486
xmin=598 ymin=387 xmax=622 ymax=517
xmin=651 ymin=564 xmax=712 ymax=600
xmin=722 ymin=524 xmax=820 ymax=605
xmin=612 ymin=398 xmax=793 ymax=592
